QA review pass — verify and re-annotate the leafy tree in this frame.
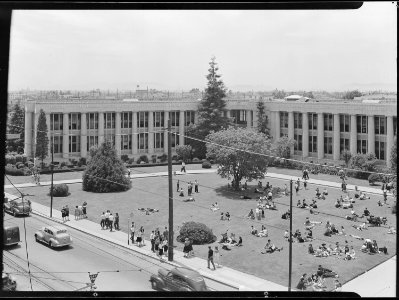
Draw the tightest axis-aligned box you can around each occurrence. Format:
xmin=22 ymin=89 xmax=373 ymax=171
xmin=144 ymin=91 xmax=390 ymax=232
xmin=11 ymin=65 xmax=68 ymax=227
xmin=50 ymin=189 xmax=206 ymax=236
xmin=7 ymin=103 xmax=25 ymax=153
xmin=389 ymin=136 xmax=397 ymax=198
xmin=82 ymin=141 xmax=131 ymax=193
xmin=303 ymin=91 xmax=314 ymax=99
xmin=350 ymin=152 xmax=377 ymax=172
xmin=205 ymin=127 xmax=271 ymax=191
xmin=341 ymin=149 xmax=352 ymax=167
xmin=35 ymin=109 xmax=49 ymax=167
xmin=343 ymin=90 xmax=362 ymax=99
xmin=176 ymin=144 xmax=193 ymax=162
xmin=186 ymin=57 xmax=230 ymax=158
xmin=272 ymin=89 xmax=286 ymax=99
xmin=271 ymin=136 xmax=296 ymax=159
xmin=256 ymin=100 xmax=269 ymax=136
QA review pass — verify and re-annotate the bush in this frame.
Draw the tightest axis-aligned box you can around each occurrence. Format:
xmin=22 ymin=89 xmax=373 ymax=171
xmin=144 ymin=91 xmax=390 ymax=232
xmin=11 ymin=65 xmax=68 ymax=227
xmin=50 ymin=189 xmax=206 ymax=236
xmin=159 ymin=153 xmax=167 ymax=163
xmin=172 ymin=155 xmax=178 ymax=161
xmin=128 ymin=158 xmax=135 ymax=164
xmin=139 ymin=155 xmax=149 ymax=163
xmin=202 ymin=161 xmax=212 ymax=169
xmin=6 ymin=155 xmax=16 ymax=165
xmin=50 ymin=183 xmax=69 ymax=197
xmin=368 ymin=173 xmax=382 ymax=185
xmin=15 ymin=162 xmax=24 ymax=169
xmin=176 ymin=221 xmax=217 ymax=245
xmin=192 ymin=157 xmax=200 ymax=162
xmin=15 ymin=155 xmax=23 ymax=163
xmin=60 ymin=162 xmax=67 ymax=168
xmin=121 ymin=155 xmax=129 ymax=162
xmin=5 ymin=165 xmax=25 ymax=176
xmin=151 ymin=154 xmax=157 ymax=163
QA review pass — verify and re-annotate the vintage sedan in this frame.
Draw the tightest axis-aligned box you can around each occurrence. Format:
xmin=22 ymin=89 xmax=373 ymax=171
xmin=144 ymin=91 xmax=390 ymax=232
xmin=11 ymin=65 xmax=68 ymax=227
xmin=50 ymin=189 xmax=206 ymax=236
xmin=2 ymin=272 xmax=17 ymax=291
xmin=3 ymin=197 xmax=31 ymax=217
xmin=150 ymin=267 xmax=209 ymax=291
xmin=34 ymin=225 xmax=73 ymax=248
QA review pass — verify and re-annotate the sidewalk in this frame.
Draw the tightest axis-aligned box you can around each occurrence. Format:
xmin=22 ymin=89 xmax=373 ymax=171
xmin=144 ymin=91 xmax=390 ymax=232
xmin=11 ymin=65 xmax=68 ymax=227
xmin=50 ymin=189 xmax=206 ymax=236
xmin=4 ymin=169 xmax=396 ymax=295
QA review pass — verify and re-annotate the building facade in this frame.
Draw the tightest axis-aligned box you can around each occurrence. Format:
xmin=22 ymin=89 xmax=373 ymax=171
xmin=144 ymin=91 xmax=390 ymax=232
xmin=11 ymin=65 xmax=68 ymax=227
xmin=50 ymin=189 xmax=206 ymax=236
xmin=24 ymin=98 xmax=397 ymax=167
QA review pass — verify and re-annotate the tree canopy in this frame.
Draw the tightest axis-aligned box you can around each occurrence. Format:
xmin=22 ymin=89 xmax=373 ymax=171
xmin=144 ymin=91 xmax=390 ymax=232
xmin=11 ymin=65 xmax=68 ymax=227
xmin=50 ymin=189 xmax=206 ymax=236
xmin=343 ymin=90 xmax=362 ymax=100
xmin=205 ymin=127 xmax=271 ymax=190
xmin=271 ymin=136 xmax=296 ymax=159
xmin=272 ymin=89 xmax=286 ymax=99
xmin=350 ymin=152 xmax=377 ymax=172
xmin=256 ymin=100 xmax=270 ymax=137
xmin=82 ymin=142 xmax=131 ymax=193
xmin=7 ymin=103 xmax=25 ymax=153
xmin=186 ymin=57 xmax=230 ymax=159
xmin=35 ymin=109 xmax=49 ymax=166
xmin=176 ymin=144 xmax=193 ymax=162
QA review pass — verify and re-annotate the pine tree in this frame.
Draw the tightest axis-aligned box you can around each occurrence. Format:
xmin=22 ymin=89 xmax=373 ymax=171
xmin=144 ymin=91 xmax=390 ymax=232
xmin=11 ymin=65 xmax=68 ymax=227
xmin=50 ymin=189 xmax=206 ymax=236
xmin=82 ymin=142 xmax=131 ymax=193
xmin=256 ymin=100 xmax=269 ymax=136
xmin=35 ymin=109 xmax=49 ymax=166
xmin=187 ymin=57 xmax=229 ymax=158
xmin=7 ymin=103 xmax=25 ymax=153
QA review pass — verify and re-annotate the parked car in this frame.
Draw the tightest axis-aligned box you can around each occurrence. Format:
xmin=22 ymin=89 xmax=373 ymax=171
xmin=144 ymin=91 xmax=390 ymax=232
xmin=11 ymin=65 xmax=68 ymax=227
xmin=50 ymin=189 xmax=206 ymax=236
xmin=34 ymin=225 xmax=73 ymax=248
xmin=3 ymin=195 xmax=31 ymax=217
xmin=3 ymin=225 xmax=20 ymax=246
xmin=2 ymin=272 xmax=17 ymax=291
xmin=150 ymin=267 xmax=209 ymax=291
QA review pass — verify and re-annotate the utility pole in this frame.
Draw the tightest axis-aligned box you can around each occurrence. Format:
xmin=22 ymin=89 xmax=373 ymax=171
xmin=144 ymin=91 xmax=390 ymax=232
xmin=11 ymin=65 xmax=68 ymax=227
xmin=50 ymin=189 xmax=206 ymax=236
xmin=50 ymin=136 xmax=54 ymax=218
xmin=167 ymin=119 xmax=174 ymax=261
xmin=288 ymin=179 xmax=293 ymax=291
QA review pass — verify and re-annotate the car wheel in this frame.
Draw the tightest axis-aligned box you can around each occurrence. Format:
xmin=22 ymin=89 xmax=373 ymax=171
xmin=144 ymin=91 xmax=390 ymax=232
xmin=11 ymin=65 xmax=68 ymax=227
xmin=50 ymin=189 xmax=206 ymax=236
xmin=49 ymin=241 xmax=52 ymax=248
xmin=35 ymin=235 xmax=39 ymax=243
xmin=151 ymin=280 xmax=157 ymax=290
xmin=13 ymin=211 xmax=17 ymax=217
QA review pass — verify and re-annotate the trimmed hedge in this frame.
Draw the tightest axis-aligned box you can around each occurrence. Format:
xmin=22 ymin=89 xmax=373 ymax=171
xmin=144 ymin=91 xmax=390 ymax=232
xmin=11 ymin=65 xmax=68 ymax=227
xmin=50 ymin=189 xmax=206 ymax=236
xmin=137 ymin=155 xmax=149 ymax=164
xmin=121 ymin=155 xmax=129 ymax=162
xmin=368 ymin=173 xmax=382 ymax=185
xmin=202 ymin=161 xmax=212 ymax=169
xmin=50 ymin=183 xmax=69 ymax=197
xmin=176 ymin=221 xmax=217 ymax=245
xmin=5 ymin=165 xmax=26 ymax=176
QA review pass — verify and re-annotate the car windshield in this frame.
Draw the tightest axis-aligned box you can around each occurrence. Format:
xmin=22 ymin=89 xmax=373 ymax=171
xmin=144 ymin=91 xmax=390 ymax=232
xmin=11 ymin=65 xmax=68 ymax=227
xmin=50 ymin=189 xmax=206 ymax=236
xmin=56 ymin=230 xmax=67 ymax=234
xmin=13 ymin=201 xmax=25 ymax=206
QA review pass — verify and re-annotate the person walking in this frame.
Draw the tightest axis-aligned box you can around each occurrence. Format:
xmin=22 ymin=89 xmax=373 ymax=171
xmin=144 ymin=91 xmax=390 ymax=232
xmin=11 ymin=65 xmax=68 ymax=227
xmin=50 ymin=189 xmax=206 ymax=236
xmin=114 ymin=213 xmax=120 ymax=230
xmin=187 ymin=182 xmax=192 ymax=196
xmin=207 ymin=246 xmax=216 ymax=270
xmin=181 ymin=161 xmax=186 ymax=173
xmin=130 ymin=222 xmax=135 ymax=244
xmin=82 ymin=201 xmax=87 ymax=218
xmin=109 ymin=213 xmax=114 ymax=232
xmin=100 ymin=212 xmax=106 ymax=229
xmin=176 ymin=180 xmax=180 ymax=192
xmin=214 ymin=246 xmax=221 ymax=267
xmin=128 ymin=168 xmax=131 ymax=178
xmin=304 ymin=180 xmax=308 ymax=190
xmin=61 ymin=206 xmax=66 ymax=222
xmin=105 ymin=210 xmax=110 ymax=229
xmin=163 ymin=239 xmax=169 ymax=257
xmin=65 ymin=205 xmax=70 ymax=221
xmin=74 ymin=206 xmax=80 ymax=220
xmin=150 ymin=231 xmax=155 ymax=252
xmin=163 ymin=227 xmax=169 ymax=241
xmin=194 ymin=180 xmax=199 ymax=193
xmin=136 ymin=228 xmax=142 ymax=246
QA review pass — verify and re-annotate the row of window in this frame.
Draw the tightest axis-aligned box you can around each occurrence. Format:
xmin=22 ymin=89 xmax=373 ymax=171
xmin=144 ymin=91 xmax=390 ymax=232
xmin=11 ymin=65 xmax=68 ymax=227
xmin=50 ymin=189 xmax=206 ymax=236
xmin=279 ymin=112 xmax=396 ymax=135
xmin=50 ymin=111 xmax=196 ymax=131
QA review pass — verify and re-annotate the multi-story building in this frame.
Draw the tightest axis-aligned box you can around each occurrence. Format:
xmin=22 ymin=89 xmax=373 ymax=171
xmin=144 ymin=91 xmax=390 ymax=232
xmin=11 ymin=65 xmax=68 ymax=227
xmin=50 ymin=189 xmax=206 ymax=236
xmin=24 ymin=97 xmax=397 ymax=167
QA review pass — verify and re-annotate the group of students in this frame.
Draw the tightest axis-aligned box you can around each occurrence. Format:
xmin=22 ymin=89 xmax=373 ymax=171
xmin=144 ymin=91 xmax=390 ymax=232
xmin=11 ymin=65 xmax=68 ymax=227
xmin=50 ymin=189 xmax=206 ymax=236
xmin=149 ymin=227 xmax=169 ymax=259
xmin=100 ymin=210 xmax=119 ymax=231
xmin=219 ymin=231 xmax=243 ymax=250
xmin=177 ymin=179 xmax=199 ymax=197
xmin=297 ymin=266 xmax=341 ymax=291
xmin=309 ymin=241 xmax=356 ymax=260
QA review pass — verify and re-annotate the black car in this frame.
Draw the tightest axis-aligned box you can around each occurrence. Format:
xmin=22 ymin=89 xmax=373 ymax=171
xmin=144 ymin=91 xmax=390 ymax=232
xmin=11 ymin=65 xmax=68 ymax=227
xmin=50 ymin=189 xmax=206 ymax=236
xmin=150 ymin=267 xmax=209 ymax=291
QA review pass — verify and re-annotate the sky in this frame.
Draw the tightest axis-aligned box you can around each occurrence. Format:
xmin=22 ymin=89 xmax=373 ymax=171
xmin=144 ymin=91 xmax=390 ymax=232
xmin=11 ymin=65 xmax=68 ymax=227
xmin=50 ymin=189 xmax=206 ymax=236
xmin=7 ymin=3 xmax=397 ymax=92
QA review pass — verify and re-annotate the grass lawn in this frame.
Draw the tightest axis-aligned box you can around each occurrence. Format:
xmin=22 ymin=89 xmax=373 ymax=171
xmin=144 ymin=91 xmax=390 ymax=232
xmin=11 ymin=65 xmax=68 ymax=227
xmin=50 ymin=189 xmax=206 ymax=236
xmin=5 ymin=164 xmax=396 ymax=291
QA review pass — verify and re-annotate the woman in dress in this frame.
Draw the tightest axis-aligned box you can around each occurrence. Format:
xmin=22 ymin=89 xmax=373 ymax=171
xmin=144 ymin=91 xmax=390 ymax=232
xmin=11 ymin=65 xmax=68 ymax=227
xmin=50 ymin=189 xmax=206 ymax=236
xmin=214 ymin=246 xmax=221 ymax=267
xmin=158 ymin=237 xmax=164 ymax=260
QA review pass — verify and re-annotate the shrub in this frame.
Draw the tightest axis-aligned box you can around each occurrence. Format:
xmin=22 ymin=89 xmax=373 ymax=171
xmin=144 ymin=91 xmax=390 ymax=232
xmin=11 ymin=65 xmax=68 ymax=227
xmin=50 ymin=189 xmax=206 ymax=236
xmin=121 ymin=154 xmax=129 ymax=162
xmin=192 ymin=157 xmax=200 ymax=162
xmin=202 ymin=161 xmax=212 ymax=169
xmin=172 ymin=155 xmax=178 ymax=161
xmin=5 ymin=165 xmax=25 ymax=176
xmin=79 ymin=157 xmax=87 ymax=165
xmin=60 ymin=162 xmax=67 ymax=168
xmin=6 ymin=155 xmax=16 ymax=165
xmin=15 ymin=155 xmax=23 ymax=163
xmin=176 ymin=221 xmax=217 ymax=245
xmin=159 ymin=153 xmax=167 ymax=163
xmin=151 ymin=154 xmax=157 ymax=163
xmin=368 ymin=173 xmax=382 ymax=185
xmin=139 ymin=155 xmax=149 ymax=163
xmin=50 ymin=183 xmax=69 ymax=197
xmin=128 ymin=158 xmax=135 ymax=164
xmin=15 ymin=162 xmax=24 ymax=169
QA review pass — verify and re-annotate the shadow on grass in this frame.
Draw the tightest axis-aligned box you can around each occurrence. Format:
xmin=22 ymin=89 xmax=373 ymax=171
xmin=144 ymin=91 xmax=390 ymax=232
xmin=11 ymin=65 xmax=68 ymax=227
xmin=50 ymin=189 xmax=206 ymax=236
xmin=214 ymin=184 xmax=284 ymax=201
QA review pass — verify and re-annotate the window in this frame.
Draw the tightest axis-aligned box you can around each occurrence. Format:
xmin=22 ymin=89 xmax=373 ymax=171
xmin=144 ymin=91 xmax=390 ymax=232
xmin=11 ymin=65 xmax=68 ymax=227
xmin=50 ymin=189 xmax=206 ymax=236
xmin=169 ymin=111 xmax=180 ymax=127
xmin=357 ymin=116 xmax=368 ymax=134
xmin=121 ymin=112 xmax=132 ymax=129
xmin=138 ymin=133 xmax=148 ymax=151
xmin=154 ymin=132 xmax=164 ymax=149
xmin=340 ymin=115 xmax=350 ymax=133
xmin=324 ymin=114 xmax=333 ymax=131
xmin=87 ymin=136 xmax=98 ymax=151
xmin=69 ymin=113 xmax=81 ymax=130
xmin=294 ymin=134 xmax=302 ymax=151
xmin=52 ymin=136 xmax=63 ymax=153
xmin=154 ymin=112 xmax=164 ymax=128
xmin=308 ymin=113 xmax=317 ymax=130
xmin=121 ymin=134 xmax=132 ymax=150
xmin=50 ymin=113 xmax=63 ymax=131
xmin=375 ymin=141 xmax=385 ymax=160
xmin=185 ymin=111 xmax=195 ymax=126
xmin=374 ymin=116 xmax=386 ymax=135
xmin=87 ymin=113 xmax=98 ymax=130
xmin=324 ymin=137 xmax=333 ymax=154
xmin=105 ymin=113 xmax=115 ymax=129
xmin=340 ymin=138 xmax=350 ymax=154
xmin=309 ymin=136 xmax=317 ymax=153
xmin=69 ymin=136 xmax=80 ymax=153
xmin=294 ymin=113 xmax=302 ymax=129
xmin=171 ymin=132 xmax=178 ymax=148
xmin=231 ymin=110 xmax=246 ymax=124
xmin=138 ymin=112 xmax=148 ymax=128
xmin=357 ymin=139 xmax=368 ymax=154
xmin=280 ymin=112 xmax=288 ymax=128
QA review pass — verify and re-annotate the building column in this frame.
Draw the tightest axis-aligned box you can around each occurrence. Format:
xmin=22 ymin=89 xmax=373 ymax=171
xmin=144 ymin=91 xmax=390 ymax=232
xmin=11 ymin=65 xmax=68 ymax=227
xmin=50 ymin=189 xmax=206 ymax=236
xmin=80 ymin=113 xmax=87 ymax=158
xmin=62 ymin=113 xmax=69 ymax=159
xmin=275 ymin=111 xmax=280 ymax=140
xmin=333 ymin=114 xmax=340 ymax=161
xmin=132 ymin=112 xmax=138 ymax=155
xmin=368 ymin=115 xmax=375 ymax=154
xmin=226 ymin=110 xmax=231 ymax=119
xmin=350 ymin=114 xmax=357 ymax=155
xmin=194 ymin=111 xmax=199 ymax=124
xmin=164 ymin=111 xmax=169 ymax=153
xmin=46 ymin=114 xmax=51 ymax=160
xmin=302 ymin=112 xmax=309 ymax=158
xmin=98 ymin=112 xmax=104 ymax=145
xmin=386 ymin=116 xmax=394 ymax=168
xmin=148 ymin=111 xmax=154 ymax=154
xmin=288 ymin=111 xmax=294 ymax=154
xmin=115 ymin=112 xmax=121 ymax=157
xmin=246 ymin=110 xmax=252 ymax=129
xmin=179 ymin=111 xmax=185 ymax=146
xmin=317 ymin=113 xmax=324 ymax=159
xmin=24 ymin=112 xmax=33 ymax=157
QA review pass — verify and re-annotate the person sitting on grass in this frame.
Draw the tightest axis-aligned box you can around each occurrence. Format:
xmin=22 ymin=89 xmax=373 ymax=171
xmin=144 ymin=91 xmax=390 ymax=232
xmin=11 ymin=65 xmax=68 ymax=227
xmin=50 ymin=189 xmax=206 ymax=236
xmin=335 ymin=198 xmax=342 ymax=208
xmin=309 ymin=207 xmax=320 ymax=215
xmin=377 ymin=199 xmax=383 ymax=206
xmin=261 ymin=239 xmax=283 ymax=254
xmin=352 ymin=222 xmax=367 ymax=231
xmin=254 ymin=187 xmax=264 ymax=194
xmin=284 ymin=230 xmax=289 ymax=240
xmin=179 ymin=187 xmax=184 ymax=197
xmin=315 ymin=187 xmax=321 ymax=198
xmin=305 ymin=228 xmax=313 ymax=240
xmin=308 ymin=243 xmax=315 ymax=254
xmin=322 ymin=188 xmax=328 ymax=196
xmin=183 ymin=197 xmax=195 ymax=202
xmin=362 ymin=207 xmax=371 ymax=217
xmin=210 ymin=202 xmax=220 ymax=212
xmin=266 ymin=201 xmax=277 ymax=210
xmin=256 ymin=225 xmax=268 ymax=237
xmin=317 ymin=265 xmax=338 ymax=278
xmin=334 ymin=242 xmax=343 ymax=256
xmin=300 ymin=199 xmax=308 ymax=208
xmin=246 ymin=209 xmax=255 ymax=219
xmin=250 ymin=225 xmax=258 ymax=235
xmin=225 ymin=212 xmax=231 ymax=221
xmin=344 ymin=246 xmax=356 ymax=260
xmin=296 ymin=274 xmax=307 ymax=291
xmin=309 ymin=199 xmax=318 ymax=209
xmin=236 ymin=236 xmax=243 ymax=246
xmin=371 ymin=240 xmax=388 ymax=255
xmin=305 ymin=217 xmax=322 ymax=228
xmin=388 ymin=227 xmax=396 ymax=234
xmin=296 ymin=199 xmax=301 ymax=207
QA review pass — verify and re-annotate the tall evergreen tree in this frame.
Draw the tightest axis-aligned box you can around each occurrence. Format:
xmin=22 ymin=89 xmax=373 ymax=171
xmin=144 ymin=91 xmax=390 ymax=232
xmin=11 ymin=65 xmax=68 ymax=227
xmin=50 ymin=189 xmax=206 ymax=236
xmin=256 ymin=100 xmax=269 ymax=136
xmin=35 ymin=109 xmax=49 ymax=166
xmin=7 ymin=103 xmax=25 ymax=153
xmin=186 ymin=57 xmax=229 ymax=158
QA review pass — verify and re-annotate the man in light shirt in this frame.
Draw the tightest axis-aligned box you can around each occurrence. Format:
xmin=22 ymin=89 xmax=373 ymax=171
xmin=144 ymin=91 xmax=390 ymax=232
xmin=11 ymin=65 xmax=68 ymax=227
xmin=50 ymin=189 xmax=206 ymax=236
xmin=109 ymin=213 xmax=114 ymax=232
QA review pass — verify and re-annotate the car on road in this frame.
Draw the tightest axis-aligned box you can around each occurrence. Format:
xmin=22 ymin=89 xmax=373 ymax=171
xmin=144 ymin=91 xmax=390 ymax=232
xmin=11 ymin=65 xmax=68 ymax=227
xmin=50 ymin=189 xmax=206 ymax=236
xmin=2 ymin=272 xmax=17 ymax=291
xmin=150 ymin=267 xmax=209 ymax=291
xmin=3 ymin=196 xmax=31 ymax=217
xmin=3 ymin=225 xmax=20 ymax=246
xmin=34 ymin=225 xmax=73 ymax=248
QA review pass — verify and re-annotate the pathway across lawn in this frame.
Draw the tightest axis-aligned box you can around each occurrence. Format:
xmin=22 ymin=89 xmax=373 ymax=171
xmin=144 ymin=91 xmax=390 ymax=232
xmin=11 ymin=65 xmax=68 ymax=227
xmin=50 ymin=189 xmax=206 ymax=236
xmin=4 ymin=164 xmax=396 ymax=291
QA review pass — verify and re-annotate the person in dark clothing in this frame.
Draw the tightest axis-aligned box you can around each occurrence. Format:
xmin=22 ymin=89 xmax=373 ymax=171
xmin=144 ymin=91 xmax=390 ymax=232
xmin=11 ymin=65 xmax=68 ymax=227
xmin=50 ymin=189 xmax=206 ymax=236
xmin=207 ymin=246 xmax=216 ymax=270
xmin=296 ymin=274 xmax=307 ymax=290
xmin=114 ymin=213 xmax=119 ymax=230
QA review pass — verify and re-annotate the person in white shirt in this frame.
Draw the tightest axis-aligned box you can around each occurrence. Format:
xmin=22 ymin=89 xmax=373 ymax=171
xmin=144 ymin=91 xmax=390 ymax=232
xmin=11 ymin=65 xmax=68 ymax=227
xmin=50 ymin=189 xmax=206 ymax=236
xmin=181 ymin=161 xmax=186 ymax=173
xmin=104 ymin=210 xmax=110 ymax=229
xmin=130 ymin=222 xmax=135 ymax=244
xmin=108 ymin=213 xmax=114 ymax=231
